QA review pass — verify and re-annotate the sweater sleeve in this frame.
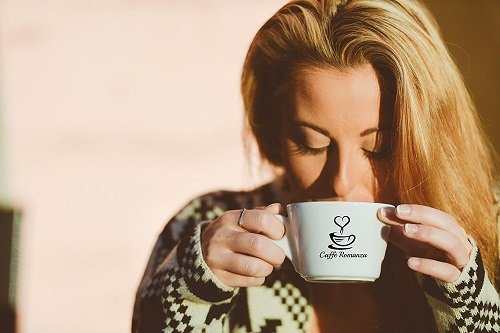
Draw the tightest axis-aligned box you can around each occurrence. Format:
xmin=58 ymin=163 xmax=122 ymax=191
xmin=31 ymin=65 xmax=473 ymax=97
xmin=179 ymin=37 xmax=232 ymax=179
xmin=418 ymin=237 xmax=499 ymax=333
xmin=132 ymin=198 xmax=240 ymax=333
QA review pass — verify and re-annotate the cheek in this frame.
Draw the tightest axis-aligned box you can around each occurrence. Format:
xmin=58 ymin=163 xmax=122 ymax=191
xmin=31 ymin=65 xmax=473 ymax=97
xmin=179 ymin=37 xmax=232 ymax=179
xmin=285 ymin=153 xmax=325 ymax=189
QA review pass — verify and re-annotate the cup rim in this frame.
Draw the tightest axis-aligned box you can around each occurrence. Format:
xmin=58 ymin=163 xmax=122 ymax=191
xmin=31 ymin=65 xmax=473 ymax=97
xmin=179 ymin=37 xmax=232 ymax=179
xmin=287 ymin=201 xmax=394 ymax=208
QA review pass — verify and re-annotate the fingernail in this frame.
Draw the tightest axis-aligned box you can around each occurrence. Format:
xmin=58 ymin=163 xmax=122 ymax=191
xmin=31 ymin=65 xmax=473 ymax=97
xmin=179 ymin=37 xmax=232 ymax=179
xmin=405 ymin=223 xmax=418 ymax=234
xmin=397 ymin=204 xmax=411 ymax=215
xmin=378 ymin=207 xmax=396 ymax=219
xmin=408 ymin=257 xmax=420 ymax=268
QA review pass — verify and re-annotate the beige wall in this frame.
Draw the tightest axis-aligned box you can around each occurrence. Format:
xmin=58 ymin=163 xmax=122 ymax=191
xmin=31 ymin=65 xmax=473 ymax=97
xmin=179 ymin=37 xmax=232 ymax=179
xmin=1 ymin=1 xmax=286 ymax=332
xmin=0 ymin=1 xmax=496 ymax=332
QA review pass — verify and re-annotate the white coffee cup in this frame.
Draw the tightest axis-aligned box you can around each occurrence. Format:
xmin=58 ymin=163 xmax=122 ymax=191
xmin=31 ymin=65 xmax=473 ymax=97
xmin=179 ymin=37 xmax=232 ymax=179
xmin=272 ymin=201 xmax=393 ymax=282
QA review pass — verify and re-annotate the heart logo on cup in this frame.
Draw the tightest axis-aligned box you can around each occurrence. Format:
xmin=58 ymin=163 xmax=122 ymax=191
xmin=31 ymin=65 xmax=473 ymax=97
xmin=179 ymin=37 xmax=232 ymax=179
xmin=334 ymin=216 xmax=350 ymax=234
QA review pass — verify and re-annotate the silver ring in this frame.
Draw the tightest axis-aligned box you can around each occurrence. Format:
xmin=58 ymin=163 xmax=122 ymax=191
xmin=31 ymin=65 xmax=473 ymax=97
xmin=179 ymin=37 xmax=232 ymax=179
xmin=237 ymin=208 xmax=246 ymax=227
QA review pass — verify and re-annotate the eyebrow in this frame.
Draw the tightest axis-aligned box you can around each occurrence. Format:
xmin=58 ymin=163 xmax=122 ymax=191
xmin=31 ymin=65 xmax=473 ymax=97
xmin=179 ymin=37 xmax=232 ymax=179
xmin=293 ymin=119 xmax=390 ymax=137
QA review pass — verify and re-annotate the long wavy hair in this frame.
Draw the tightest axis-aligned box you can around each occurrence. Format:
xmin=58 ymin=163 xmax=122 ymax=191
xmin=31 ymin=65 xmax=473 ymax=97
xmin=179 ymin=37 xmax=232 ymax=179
xmin=241 ymin=0 xmax=498 ymax=330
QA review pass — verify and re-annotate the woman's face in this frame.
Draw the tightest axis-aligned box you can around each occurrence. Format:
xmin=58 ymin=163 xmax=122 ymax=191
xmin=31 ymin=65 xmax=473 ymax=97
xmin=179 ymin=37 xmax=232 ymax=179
xmin=278 ymin=63 xmax=397 ymax=205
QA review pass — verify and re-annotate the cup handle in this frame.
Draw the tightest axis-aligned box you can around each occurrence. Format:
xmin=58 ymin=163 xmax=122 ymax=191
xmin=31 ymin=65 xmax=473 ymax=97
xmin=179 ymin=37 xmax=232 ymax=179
xmin=271 ymin=214 xmax=293 ymax=260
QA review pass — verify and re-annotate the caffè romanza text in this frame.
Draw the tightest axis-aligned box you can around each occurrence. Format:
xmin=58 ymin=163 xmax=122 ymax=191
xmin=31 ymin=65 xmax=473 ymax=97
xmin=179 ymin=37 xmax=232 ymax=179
xmin=319 ymin=251 xmax=368 ymax=259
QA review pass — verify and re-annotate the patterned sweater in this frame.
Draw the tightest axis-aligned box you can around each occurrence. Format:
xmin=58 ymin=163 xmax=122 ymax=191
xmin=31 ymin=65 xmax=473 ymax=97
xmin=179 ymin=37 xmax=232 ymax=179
xmin=132 ymin=177 xmax=500 ymax=332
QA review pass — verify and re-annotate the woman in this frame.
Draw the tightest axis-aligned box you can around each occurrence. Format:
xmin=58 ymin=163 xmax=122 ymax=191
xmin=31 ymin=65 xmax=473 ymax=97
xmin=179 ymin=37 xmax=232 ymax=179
xmin=132 ymin=0 xmax=499 ymax=332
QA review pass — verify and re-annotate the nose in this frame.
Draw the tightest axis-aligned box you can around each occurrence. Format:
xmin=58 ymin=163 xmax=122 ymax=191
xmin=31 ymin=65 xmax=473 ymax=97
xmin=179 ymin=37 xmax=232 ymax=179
xmin=327 ymin=146 xmax=356 ymax=198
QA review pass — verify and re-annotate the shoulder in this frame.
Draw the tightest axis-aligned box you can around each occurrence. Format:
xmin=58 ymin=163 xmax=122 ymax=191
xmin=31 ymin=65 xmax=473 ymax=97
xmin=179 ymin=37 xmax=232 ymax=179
xmin=173 ymin=184 xmax=270 ymax=220
xmin=176 ymin=174 xmax=287 ymax=219
xmin=158 ymin=175 xmax=287 ymax=246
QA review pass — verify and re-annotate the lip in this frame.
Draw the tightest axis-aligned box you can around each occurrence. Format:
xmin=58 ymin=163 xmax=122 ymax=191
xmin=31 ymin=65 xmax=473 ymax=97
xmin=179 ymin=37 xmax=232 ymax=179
xmin=306 ymin=198 xmax=344 ymax=202
xmin=288 ymin=201 xmax=393 ymax=207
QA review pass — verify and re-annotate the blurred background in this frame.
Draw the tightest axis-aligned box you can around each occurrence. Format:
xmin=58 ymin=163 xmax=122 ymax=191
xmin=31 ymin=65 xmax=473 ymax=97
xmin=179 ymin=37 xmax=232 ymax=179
xmin=0 ymin=1 xmax=498 ymax=332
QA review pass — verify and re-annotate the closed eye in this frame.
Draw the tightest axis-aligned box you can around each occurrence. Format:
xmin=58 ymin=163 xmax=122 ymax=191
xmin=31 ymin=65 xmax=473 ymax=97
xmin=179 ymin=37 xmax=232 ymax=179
xmin=361 ymin=148 xmax=392 ymax=160
xmin=294 ymin=143 xmax=332 ymax=156
xmin=294 ymin=143 xmax=391 ymax=160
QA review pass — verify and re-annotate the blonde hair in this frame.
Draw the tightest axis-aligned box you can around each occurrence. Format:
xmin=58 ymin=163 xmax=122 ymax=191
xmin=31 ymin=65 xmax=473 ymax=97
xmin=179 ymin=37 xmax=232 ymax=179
xmin=241 ymin=0 xmax=498 ymax=326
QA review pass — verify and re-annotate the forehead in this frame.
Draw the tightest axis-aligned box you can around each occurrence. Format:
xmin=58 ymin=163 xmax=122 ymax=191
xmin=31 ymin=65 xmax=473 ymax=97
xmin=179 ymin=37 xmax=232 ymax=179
xmin=288 ymin=64 xmax=384 ymax=131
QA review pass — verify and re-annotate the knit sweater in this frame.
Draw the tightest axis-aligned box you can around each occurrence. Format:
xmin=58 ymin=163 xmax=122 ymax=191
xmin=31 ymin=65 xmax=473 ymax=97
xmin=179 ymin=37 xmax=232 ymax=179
xmin=132 ymin=177 xmax=500 ymax=332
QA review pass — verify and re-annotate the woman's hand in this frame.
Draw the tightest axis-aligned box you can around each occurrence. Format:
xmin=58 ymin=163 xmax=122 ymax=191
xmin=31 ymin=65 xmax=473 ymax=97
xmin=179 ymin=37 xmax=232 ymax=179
xmin=377 ymin=204 xmax=473 ymax=283
xmin=200 ymin=203 xmax=287 ymax=288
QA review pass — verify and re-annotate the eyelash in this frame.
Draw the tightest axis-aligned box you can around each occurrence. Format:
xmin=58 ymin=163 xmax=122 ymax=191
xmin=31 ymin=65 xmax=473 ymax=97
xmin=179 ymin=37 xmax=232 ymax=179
xmin=294 ymin=143 xmax=390 ymax=160
xmin=294 ymin=143 xmax=331 ymax=156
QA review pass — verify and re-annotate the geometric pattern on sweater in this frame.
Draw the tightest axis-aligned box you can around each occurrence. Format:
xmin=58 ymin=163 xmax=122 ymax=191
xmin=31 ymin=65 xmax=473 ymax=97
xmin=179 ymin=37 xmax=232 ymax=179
xmin=244 ymin=280 xmax=311 ymax=333
xmin=422 ymin=245 xmax=485 ymax=309
xmin=161 ymin=266 xmax=194 ymax=332
xmin=269 ymin=280 xmax=309 ymax=330
xmin=132 ymin=175 xmax=500 ymax=333
xmin=147 ymin=220 xmax=240 ymax=333
xmin=176 ymin=224 xmax=235 ymax=303
xmin=420 ymin=239 xmax=500 ymax=333
xmin=164 ymin=222 xmax=238 ymax=331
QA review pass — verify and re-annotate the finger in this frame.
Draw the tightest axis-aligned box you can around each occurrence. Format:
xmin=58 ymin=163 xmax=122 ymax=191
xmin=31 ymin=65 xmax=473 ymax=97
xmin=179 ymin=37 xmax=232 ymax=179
xmin=388 ymin=226 xmax=419 ymax=254
xmin=388 ymin=226 xmax=447 ymax=261
xmin=211 ymin=269 xmax=265 ymax=288
xmin=407 ymin=257 xmax=461 ymax=283
xmin=210 ymin=252 xmax=274 ymax=278
xmin=263 ymin=202 xmax=286 ymax=215
xmin=379 ymin=205 xmax=470 ymax=252
xmin=229 ymin=232 xmax=286 ymax=267
xmin=396 ymin=204 xmax=464 ymax=237
xmin=377 ymin=207 xmax=407 ymax=226
xmin=403 ymin=223 xmax=470 ymax=269
xmin=235 ymin=207 xmax=285 ymax=240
